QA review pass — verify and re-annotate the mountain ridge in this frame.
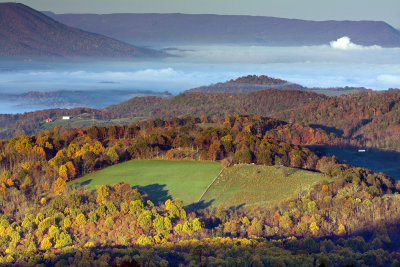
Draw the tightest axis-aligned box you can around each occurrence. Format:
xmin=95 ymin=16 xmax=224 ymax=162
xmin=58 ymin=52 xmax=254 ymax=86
xmin=0 ymin=3 xmax=162 ymax=57
xmin=46 ymin=12 xmax=400 ymax=47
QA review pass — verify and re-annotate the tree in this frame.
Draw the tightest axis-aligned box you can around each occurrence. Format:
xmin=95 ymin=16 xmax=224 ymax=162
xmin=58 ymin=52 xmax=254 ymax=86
xmin=65 ymin=161 xmax=76 ymax=179
xmin=106 ymin=201 xmax=117 ymax=215
xmin=40 ymin=237 xmax=52 ymax=250
xmin=138 ymin=210 xmax=152 ymax=230
xmin=337 ymin=224 xmax=346 ymax=236
xmin=59 ymin=165 xmax=68 ymax=181
xmin=249 ymin=218 xmax=263 ymax=236
xmin=130 ymin=200 xmax=144 ymax=215
xmin=75 ymin=213 xmax=87 ymax=226
xmin=96 ymin=185 xmax=110 ymax=204
xmin=235 ymin=149 xmax=252 ymax=164
xmin=54 ymin=177 xmax=66 ymax=195
xmin=192 ymin=218 xmax=202 ymax=232
xmin=309 ymin=222 xmax=319 ymax=235
xmin=106 ymin=147 xmax=119 ymax=164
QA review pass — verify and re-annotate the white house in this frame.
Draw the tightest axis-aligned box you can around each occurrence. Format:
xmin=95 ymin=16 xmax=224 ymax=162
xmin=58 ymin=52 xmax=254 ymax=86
xmin=62 ymin=116 xmax=71 ymax=120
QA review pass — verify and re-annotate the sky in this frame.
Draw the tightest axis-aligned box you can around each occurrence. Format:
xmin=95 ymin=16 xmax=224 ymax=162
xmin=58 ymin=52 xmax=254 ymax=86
xmin=3 ymin=0 xmax=400 ymax=28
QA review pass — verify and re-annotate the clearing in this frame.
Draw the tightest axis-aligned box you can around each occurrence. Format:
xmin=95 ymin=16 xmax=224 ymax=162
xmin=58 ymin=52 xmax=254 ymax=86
xmin=71 ymin=160 xmax=326 ymax=208
xmin=70 ymin=160 xmax=221 ymax=205
xmin=201 ymin=164 xmax=327 ymax=208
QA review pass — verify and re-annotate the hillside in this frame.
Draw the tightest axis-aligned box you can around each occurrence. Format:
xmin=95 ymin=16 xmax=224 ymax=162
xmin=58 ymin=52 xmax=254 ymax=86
xmin=187 ymin=75 xmax=305 ymax=93
xmin=201 ymin=164 xmax=326 ymax=207
xmin=0 ymin=107 xmax=113 ymax=137
xmin=46 ymin=12 xmax=400 ymax=47
xmin=277 ymin=89 xmax=400 ymax=150
xmin=187 ymin=75 xmax=367 ymax=95
xmin=107 ymin=89 xmax=328 ymax=118
xmin=2 ymin=82 xmax=400 ymax=152
xmin=0 ymin=3 xmax=161 ymax=57
xmin=0 ymin=116 xmax=399 ymax=265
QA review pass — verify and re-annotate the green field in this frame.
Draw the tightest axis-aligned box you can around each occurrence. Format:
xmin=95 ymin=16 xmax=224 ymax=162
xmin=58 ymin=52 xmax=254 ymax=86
xmin=72 ymin=160 xmax=326 ymax=208
xmin=201 ymin=164 xmax=327 ymax=208
xmin=71 ymin=160 xmax=221 ymax=205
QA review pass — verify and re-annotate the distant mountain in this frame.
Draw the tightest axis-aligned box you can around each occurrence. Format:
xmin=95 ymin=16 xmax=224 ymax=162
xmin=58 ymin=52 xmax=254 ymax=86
xmin=187 ymin=75 xmax=305 ymax=93
xmin=0 ymin=89 xmax=171 ymax=111
xmin=46 ymin=12 xmax=400 ymax=47
xmin=0 ymin=3 xmax=162 ymax=57
xmin=187 ymin=75 xmax=367 ymax=96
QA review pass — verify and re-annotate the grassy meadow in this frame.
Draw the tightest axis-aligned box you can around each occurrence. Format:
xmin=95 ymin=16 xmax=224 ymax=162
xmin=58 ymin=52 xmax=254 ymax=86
xmin=71 ymin=160 xmax=327 ymax=208
xmin=70 ymin=160 xmax=221 ymax=205
xmin=201 ymin=164 xmax=327 ymax=208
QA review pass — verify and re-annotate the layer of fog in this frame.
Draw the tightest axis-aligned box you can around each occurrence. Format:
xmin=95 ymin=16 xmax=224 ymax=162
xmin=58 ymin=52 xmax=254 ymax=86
xmin=0 ymin=40 xmax=399 ymax=113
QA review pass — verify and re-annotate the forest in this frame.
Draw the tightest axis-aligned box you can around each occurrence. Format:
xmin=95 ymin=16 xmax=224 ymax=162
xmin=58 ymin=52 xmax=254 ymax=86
xmin=2 ymin=87 xmax=400 ymax=153
xmin=0 ymin=115 xmax=399 ymax=265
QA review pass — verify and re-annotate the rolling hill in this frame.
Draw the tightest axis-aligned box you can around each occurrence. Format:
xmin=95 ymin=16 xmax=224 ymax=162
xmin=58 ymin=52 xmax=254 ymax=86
xmin=1 ymin=74 xmax=399 ymax=153
xmin=187 ymin=75 xmax=305 ymax=93
xmin=186 ymin=75 xmax=368 ymax=95
xmin=0 ymin=3 xmax=162 ymax=57
xmin=46 ymin=12 xmax=400 ymax=47
xmin=106 ymin=89 xmax=328 ymax=118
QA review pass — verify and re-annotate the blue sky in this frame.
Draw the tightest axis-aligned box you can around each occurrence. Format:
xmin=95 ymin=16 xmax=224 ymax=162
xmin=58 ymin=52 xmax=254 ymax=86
xmin=3 ymin=0 xmax=400 ymax=28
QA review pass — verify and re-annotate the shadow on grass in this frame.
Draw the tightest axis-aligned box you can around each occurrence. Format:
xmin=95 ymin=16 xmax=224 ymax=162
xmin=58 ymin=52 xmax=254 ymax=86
xmin=230 ymin=203 xmax=245 ymax=210
xmin=79 ymin=179 xmax=93 ymax=186
xmin=133 ymin=184 xmax=171 ymax=205
xmin=186 ymin=199 xmax=215 ymax=210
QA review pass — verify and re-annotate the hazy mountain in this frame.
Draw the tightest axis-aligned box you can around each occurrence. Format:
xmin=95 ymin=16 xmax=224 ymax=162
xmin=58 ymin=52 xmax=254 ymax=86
xmin=0 ymin=3 xmax=162 ymax=57
xmin=45 ymin=12 xmax=400 ymax=47
xmin=187 ymin=75 xmax=305 ymax=93
xmin=186 ymin=75 xmax=368 ymax=96
xmin=0 ymin=89 xmax=172 ymax=111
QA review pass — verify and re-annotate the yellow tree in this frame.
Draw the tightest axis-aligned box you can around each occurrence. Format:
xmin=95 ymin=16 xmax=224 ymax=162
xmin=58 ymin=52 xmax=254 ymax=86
xmin=96 ymin=185 xmax=109 ymax=204
xmin=54 ymin=177 xmax=66 ymax=195
xmin=59 ymin=165 xmax=68 ymax=181
xmin=337 ymin=224 xmax=346 ymax=236
xmin=309 ymin=222 xmax=319 ymax=235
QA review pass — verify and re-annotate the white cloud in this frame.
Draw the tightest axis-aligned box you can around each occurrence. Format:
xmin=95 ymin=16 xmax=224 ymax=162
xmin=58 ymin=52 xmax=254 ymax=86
xmin=330 ymin=36 xmax=381 ymax=50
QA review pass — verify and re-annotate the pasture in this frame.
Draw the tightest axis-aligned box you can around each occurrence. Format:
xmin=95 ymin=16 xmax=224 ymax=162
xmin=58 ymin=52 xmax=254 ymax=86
xmin=201 ymin=164 xmax=326 ymax=208
xmin=71 ymin=160 xmax=221 ymax=205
